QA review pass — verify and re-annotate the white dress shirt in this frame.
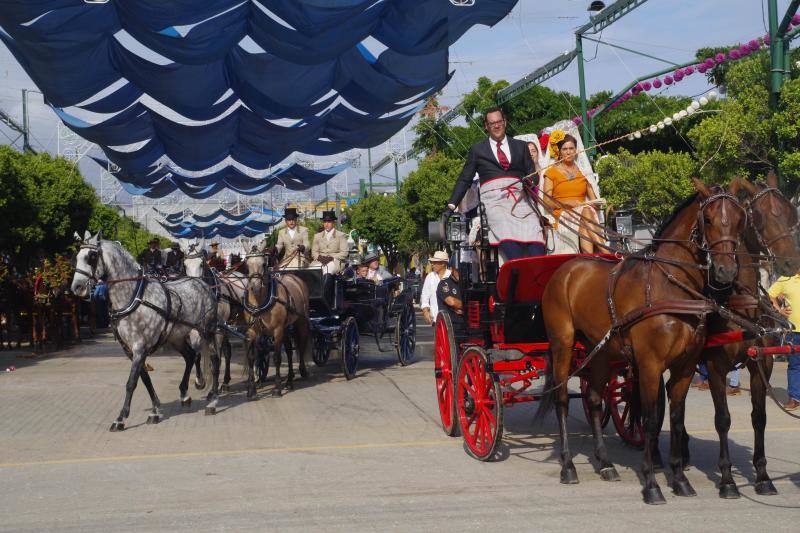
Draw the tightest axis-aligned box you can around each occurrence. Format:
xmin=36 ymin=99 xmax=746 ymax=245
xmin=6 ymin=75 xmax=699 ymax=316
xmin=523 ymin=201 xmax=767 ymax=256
xmin=491 ymin=136 xmax=511 ymax=166
xmin=420 ymin=269 xmax=451 ymax=323
xmin=325 ymin=229 xmax=334 ymax=241
xmin=287 ymin=227 xmax=296 ymax=239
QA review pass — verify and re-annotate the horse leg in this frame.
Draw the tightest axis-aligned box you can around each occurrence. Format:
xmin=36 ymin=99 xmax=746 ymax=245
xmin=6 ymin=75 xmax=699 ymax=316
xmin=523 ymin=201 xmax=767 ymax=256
xmin=245 ymin=330 xmax=258 ymax=400
xmin=178 ymin=342 xmax=195 ymax=407
xmin=205 ymin=332 xmax=223 ymax=415
xmin=221 ymin=334 xmax=232 ymax=393
xmin=705 ymin=357 xmax=739 ymax=498
xmin=110 ymin=348 xmax=147 ymax=431
xmin=639 ymin=362 xmax=667 ymax=505
xmin=285 ymin=333 xmax=295 ymax=390
xmin=296 ymin=318 xmax=310 ymax=379
xmin=140 ymin=366 xmax=163 ymax=424
xmin=747 ymin=356 xmax=778 ymax=495
xmin=550 ymin=335 xmax=579 ymax=484
xmin=272 ymin=329 xmax=284 ymax=397
xmin=193 ymin=344 xmax=206 ymax=390
xmin=666 ymin=365 xmax=697 ymax=497
xmin=589 ymin=363 xmax=618 ymax=481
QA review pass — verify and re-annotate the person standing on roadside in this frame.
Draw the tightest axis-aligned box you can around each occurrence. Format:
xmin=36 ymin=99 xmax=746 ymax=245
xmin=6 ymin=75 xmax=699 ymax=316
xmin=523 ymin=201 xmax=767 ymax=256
xmin=420 ymin=251 xmax=451 ymax=326
xmin=768 ymin=272 xmax=800 ymax=410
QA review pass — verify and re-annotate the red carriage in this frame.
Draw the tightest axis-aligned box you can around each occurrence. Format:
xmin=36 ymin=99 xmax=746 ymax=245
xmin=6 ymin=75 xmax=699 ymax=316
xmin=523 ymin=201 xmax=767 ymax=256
xmin=430 ymin=216 xmax=665 ymax=460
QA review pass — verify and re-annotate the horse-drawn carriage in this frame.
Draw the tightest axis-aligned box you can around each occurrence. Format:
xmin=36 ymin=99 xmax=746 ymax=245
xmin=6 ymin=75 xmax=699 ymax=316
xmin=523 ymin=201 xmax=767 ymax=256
xmin=434 ymin=250 xmax=664 ymax=459
xmin=289 ymin=266 xmax=417 ymax=379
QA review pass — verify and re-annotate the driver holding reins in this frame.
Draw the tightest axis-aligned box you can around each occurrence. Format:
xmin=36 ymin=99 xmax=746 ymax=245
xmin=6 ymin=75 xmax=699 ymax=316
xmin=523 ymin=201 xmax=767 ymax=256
xmin=446 ymin=107 xmax=544 ymax=263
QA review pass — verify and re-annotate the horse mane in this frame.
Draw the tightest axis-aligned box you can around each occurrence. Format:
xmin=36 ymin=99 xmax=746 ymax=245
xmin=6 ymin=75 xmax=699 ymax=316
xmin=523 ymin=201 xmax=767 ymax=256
xmin=652 ymin=192 xmax=700 ymax=239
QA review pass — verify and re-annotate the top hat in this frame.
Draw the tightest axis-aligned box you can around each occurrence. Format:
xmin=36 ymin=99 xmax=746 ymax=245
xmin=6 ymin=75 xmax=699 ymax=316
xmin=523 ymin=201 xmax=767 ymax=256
xmin=284 ymin=207 xmax=299 ymax=220
xmin=321 ymin=210 xmax=336 ymax=222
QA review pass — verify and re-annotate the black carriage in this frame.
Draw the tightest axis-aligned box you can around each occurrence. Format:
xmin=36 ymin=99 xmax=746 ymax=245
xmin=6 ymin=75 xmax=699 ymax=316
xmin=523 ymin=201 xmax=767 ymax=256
xmin=287 ymin=267 xmax=416 ymax=379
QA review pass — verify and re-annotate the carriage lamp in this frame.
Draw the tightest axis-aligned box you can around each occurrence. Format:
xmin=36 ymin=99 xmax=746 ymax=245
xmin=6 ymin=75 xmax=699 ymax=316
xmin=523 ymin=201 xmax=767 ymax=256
xmin=447 ymin=217 xmax=467 ymax=243
xmin=615 ymin=213 xmax=634 ymax=237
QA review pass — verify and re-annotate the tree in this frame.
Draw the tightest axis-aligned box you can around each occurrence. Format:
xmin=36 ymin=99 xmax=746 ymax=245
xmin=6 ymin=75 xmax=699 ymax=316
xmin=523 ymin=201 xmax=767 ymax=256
xmin=401 ymin=153 xmax=462 ymax=239
xmin=596 ymin=148 xmax=697 ymax=223
xmin=346 ymin=195 xmax=417 ymax=269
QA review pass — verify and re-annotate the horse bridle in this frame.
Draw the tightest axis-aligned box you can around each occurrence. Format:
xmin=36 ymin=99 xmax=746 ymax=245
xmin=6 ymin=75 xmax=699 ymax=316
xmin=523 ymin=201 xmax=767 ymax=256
xmin=243 ymin=250 xmax=276 ymax=316
xmin=74 ymin=243 xmax=106 ymax=288
xmin=747 ymin=186 xmax=799 ymax=260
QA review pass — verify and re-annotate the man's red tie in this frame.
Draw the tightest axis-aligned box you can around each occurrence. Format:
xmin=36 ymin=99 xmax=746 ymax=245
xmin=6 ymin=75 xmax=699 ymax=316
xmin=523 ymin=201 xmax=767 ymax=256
xmin=496 ymin=141 xmax=510 ymax=171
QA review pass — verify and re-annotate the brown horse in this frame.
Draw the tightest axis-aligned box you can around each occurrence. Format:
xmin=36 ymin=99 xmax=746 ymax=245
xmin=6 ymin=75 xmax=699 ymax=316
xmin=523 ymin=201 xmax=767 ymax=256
xmin=698 ymin=173 xmax=800 ymax=499
xmin=540 ymin=178 xmax=747 ymax=504
xmin=244 ymin=243 xmax=312 ymax=398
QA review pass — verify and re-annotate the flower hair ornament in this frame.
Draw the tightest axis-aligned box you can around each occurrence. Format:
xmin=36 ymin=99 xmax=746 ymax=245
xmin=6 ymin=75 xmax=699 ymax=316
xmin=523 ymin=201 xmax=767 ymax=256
xmin=548 ymin=129 xmax=566 ymax=159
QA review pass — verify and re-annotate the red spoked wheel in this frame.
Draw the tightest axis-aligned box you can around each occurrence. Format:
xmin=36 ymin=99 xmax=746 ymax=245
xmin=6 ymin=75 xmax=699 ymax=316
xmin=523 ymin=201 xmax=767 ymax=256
xmin=456 ymin=347 xmax=503 ymax=461
xmin=607 ymin=366 xmax=665 ymax=448
xmin=580 ymin=375 xmax=610 ymax=429
xmin=434 ymin=313 xmax=459 ymax=436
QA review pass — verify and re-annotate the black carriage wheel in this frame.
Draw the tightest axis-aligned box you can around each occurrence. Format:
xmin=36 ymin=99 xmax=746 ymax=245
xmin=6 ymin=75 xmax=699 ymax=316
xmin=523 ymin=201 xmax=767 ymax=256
xmin=395 ymin=303 xmax=416 ymax=366
xmin=580 ymin=375 xmax=610 ymax=429
xmin=607 ymin=367 xmax=665 ymax=449
xmin=340 ymin=316 xmax=360 ymax=380
xmin=312 ymin=334 xmax=329 ymax=367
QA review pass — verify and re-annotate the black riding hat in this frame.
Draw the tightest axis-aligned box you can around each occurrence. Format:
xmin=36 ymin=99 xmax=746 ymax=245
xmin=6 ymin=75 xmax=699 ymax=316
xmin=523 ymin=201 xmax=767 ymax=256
xmin=284 ymin=207 xmax=299 ymax=220
xmin=321 ymin=210 xmax=336 ymax=222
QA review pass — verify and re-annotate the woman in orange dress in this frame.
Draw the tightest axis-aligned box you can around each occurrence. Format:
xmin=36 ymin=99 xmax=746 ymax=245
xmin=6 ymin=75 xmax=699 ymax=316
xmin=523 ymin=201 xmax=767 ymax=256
xmin=543 ymin=134 xmax=603 ymax=254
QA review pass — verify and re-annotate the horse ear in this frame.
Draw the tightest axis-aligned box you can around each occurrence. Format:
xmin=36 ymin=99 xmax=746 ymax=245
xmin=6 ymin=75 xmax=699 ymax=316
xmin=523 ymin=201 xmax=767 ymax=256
xmin=96 ymin=230 xmax=103 ymax=242
xmin=84 ymin=230 xmax=91 ymax=241
xmin=728 ymin=176 xmax=744 ymax=197
xmin=692 ymin=177 xmax=712 ymax=198
xmin=734 ymin=176 xmax=757 ymax=196
xmin=766 ymin=170 xmax=779 ymax=188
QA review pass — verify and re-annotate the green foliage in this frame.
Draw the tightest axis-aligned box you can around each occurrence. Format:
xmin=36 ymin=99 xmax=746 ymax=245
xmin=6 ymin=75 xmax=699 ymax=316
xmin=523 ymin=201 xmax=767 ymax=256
xmin=346 ymin=194 xmax=417 ymax=268
xmin=401 ymin=153 xmax=461 ymax=237
xmin=597 ymin=148 xmax=697 ymax=223
xmin=87 ymin=204 xmax=167 ymax=258
xmin=0 ymin=146 xmax=95 ymax=263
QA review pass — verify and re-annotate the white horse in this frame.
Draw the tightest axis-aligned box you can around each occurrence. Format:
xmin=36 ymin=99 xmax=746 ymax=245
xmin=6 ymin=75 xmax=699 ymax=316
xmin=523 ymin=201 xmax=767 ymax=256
xmin=184 ymin=242 xmax=247 ymax=414
xmin=71 ymin=233 xmax=218 ymax=431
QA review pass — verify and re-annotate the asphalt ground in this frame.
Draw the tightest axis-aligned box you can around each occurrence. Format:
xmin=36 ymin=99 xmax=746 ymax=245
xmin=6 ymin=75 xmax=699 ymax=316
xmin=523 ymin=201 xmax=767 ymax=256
xmin=1 ymin=316 xmax=798 ymax=532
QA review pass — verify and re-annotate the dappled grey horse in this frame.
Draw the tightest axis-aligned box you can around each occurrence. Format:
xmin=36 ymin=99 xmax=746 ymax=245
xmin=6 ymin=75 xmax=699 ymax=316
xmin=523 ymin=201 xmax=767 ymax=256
xmin=184 ymin=242 xmax=247 ymax=414
xmin=71 ymin=233 xmax=218 ymax=431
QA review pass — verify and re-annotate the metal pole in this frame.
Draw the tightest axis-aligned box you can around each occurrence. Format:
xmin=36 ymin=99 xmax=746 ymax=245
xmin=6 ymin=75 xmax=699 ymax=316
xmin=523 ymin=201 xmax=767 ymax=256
xmin=21 ymin=89 xmax=31 ymax=153
xmin=576 ymin=35 xmax=593 ymax=155
xmin=768 ymin=0 xmax=783 ymax=111
xmin=367 ymin=148 xmax=374 ymax=194
xmin=394 ymin=159 xmax=400 ymax=204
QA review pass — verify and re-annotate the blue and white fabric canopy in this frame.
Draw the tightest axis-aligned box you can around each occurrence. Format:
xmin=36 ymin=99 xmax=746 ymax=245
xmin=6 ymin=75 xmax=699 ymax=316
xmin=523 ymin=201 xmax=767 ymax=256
xmin=158 ymin=218 xmax=280 ymax=239
xmin=155 ymin=206 xmax=282 ymax=224
xmin=0 ymin=0 xmax=517 ymax=198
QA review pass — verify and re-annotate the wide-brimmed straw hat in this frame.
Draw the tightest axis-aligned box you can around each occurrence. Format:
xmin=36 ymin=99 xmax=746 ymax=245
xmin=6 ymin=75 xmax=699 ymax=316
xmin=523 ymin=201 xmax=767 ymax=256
xmin=430 ymin=250 xmax=449 ymax=263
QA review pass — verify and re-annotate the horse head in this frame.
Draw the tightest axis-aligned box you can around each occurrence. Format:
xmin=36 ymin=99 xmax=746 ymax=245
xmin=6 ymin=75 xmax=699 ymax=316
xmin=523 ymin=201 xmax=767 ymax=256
xmin=71 ymin=231 xmax=104 ymax=298
xmin=692 ymin=178 xmax=748 ymax=286
xmin=184 ymin=242 xmax=208 ymax=278
xmin=735 ymin=173 xmax=800 ymax=277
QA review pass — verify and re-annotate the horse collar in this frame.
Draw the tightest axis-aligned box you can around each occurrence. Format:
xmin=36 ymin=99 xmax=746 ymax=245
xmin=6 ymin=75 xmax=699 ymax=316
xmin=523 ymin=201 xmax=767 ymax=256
xmin=109 ymin=274 xmax=147 ymax=321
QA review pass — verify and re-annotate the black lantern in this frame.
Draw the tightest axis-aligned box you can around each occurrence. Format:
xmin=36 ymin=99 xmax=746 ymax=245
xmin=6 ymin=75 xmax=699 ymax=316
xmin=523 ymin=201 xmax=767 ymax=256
xmin=588 ymin=1 xmax=606 ymax=13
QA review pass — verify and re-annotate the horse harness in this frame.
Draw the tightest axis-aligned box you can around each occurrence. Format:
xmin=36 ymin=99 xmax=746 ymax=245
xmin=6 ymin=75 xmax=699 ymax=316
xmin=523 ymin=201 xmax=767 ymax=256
xmin=243 ymin=251 xmax=300 ymax=325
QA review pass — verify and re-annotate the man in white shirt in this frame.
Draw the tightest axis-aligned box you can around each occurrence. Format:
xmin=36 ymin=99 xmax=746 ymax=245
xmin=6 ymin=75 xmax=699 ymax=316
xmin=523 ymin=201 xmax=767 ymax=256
xmin=420 ymin=250 xmax=451 ymax=326
xmin=274 ymin=207 xmax=309 ymax=269
xmin=310 ymin=210 xmax=348 ymax=275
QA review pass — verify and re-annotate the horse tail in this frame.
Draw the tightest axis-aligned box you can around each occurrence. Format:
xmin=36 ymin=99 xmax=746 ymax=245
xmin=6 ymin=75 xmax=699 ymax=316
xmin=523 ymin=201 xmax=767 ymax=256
xmin=534 ymin=349 xmax=556 ymax=425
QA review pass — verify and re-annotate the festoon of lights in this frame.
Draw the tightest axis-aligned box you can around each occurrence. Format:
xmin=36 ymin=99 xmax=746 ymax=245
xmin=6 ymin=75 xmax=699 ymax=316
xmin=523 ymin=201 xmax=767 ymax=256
xmin=626 ymin=90 xmax=718 ymax=141
xmin=570 ymin=13 xmax=800 ymax=128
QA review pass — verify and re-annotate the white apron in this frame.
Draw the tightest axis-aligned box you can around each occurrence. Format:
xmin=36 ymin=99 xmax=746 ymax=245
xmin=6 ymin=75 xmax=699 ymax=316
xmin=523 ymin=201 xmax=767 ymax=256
xmin=480 ymin=177 xmax=544 ymax=246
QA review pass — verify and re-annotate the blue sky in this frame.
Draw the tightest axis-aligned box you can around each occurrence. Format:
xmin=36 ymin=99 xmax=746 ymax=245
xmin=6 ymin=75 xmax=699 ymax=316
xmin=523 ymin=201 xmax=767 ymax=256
xmin=0 ymin=0 xmax=792 ymax=201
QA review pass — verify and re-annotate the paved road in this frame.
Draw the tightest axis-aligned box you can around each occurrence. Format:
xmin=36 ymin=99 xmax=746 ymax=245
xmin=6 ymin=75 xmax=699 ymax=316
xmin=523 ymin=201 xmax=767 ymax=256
xmin=1 ymin=319 xmax=798 ymax=532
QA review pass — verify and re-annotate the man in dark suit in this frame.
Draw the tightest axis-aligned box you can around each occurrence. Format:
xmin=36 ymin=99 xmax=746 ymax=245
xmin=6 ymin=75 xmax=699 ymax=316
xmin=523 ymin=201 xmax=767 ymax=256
xmin=446 ymin=107 xmax=545 ymax=262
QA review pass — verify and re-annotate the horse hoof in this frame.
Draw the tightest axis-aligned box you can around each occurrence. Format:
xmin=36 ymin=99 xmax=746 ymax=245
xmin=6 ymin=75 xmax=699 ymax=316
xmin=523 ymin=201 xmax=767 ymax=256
xmin=194 ymin=377 xmax=206 ymax=390
xmin=642 ymin=486 xmax=666 ymax=505
xmin=560 ymin=466 xmax=579 ymax=485
xmin=181 ymin=397 xmax=192 ymax=408
xmin=672 ymin=479 xmax=697 ymax=497
xmin=146 ymin=414 xmax=162 ymax=424
xmin=246 ymin=388 xmax=257 ymax=400
xmin=220 ymin=384 xmax=229 ymax=394
xmin=204 ymin=406 xmax=216 ymax=416
xmin=600 ymin=467 xmax=620 ymax=482
xmin=755 ymin=480 xmax=778 ymax=496
xmin=272 ymin=388 xmax=283 ymax=398
xmin=109 ymin=421 xmax=125 ymax=432
xmin=719 ymin=483 xmax=740 ymax=499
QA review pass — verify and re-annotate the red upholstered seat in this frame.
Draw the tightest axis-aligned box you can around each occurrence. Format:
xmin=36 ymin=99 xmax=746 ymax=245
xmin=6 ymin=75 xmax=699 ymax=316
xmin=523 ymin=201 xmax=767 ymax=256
xmin=496 ymin=254 xmax=618 ymax=303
